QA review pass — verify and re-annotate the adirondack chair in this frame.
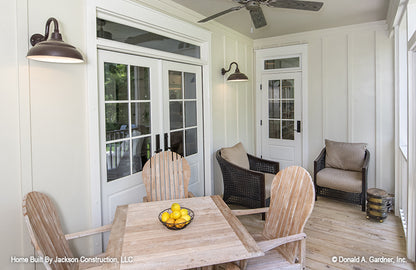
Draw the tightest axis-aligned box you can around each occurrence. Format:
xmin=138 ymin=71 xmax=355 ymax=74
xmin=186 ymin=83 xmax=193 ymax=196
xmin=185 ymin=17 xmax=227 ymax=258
xmin=22 ymin=191 xmax=111 ymax=270
xmin=142 ymin=151 xmax=194 ymax=202
xmin=226 ymin=166 xmax=315 ymax=270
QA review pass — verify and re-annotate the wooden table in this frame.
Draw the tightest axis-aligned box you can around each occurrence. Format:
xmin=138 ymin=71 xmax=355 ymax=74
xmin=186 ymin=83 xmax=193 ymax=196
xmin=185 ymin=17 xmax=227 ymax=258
xmin=104 ymin=195 xmax=263 ymax=269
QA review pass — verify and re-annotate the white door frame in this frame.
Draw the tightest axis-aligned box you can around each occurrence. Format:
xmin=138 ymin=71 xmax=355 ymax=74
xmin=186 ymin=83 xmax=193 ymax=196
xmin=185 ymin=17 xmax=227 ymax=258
xmin=86 ymin=0 xmax=212 ymax=254
xmin=255 ymin=44 xmax=309 ymax=167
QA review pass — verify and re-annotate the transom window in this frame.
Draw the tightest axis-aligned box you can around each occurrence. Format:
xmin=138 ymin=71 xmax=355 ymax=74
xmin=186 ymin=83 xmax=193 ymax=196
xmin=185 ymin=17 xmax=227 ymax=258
xmin=97 ymin=18 xmax=201 ymax=59
xmin=264 ymin=57 xmax=300 ymax=70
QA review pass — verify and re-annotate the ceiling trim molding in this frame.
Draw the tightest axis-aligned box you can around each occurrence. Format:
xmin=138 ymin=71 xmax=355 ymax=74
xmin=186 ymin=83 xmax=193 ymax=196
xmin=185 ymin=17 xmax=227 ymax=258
xmin=253 ymin=20 xmax=388 ymax=49
xmin=387 ymin=0 xmax=409 ymax=36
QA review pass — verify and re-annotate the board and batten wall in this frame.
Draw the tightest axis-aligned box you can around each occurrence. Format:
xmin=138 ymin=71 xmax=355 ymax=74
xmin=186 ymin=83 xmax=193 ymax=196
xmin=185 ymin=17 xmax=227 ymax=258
xmin=137 ymin=0 xmax=255 ymax=195
xmin=254 ymin=21 xmax=395 ymax=192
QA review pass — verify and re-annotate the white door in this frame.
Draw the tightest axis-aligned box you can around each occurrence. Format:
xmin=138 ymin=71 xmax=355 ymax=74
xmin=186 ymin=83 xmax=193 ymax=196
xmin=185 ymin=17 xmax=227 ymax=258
xmin=261 ymin=72 xmax=302 ymax=169
xmin=98 ymin=50 xmax=205 ymax=247
xmin=98 ymin=50 xmax=161 ymax=247
xmin=163 ymin=62 xmax=205 ymax=196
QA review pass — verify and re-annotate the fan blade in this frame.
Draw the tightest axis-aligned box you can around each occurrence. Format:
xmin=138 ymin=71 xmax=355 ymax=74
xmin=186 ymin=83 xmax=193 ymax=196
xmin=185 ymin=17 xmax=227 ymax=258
xmin=268 ymin=0 xmax=323 ymax=11
xmin=249 ymin=6 xmax=267 ymax=29
xmin=198 ymin=6 xmax=244 ymax=23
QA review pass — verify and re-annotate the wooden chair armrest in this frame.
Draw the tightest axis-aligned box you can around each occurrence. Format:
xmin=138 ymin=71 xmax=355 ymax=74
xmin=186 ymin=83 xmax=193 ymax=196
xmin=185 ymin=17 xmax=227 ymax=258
xmin=257 ymin=233 xmax=306 ymax=253
xmin=231 ymin=207 xmax=269 ymax=216
xmin=188 ymin=192 xmax=195 ymax=198
xmin=65 ymin=224 xmax=112 ymax=240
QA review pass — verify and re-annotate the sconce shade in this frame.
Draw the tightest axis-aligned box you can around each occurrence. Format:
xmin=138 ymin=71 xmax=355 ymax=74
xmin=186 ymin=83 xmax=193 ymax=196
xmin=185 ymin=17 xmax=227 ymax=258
xmin=226 ymin=70 xmax=249 ymax=82
xmin=27 ymin=17 xmax=84 ymax=63
xmin=221 ymin=62 xmax=248 ymax=82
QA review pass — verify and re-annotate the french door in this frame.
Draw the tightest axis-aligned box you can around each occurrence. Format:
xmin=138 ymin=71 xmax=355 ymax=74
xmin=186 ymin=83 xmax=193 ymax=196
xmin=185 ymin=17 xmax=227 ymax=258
xmin=98 ymin=50 xmax=204 ymax=246
xmin=261 ymin=72 xmax=302 ymax=169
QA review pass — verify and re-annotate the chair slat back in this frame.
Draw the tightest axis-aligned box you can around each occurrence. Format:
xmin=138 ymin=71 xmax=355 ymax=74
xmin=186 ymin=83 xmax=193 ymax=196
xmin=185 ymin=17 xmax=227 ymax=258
xmin=22 ymin=191 xmax=75 ymax=270
xmin=263 ymin=166 xmax=315 ymax=263
xmin=142 ymin=151 xmax=191 ymax=201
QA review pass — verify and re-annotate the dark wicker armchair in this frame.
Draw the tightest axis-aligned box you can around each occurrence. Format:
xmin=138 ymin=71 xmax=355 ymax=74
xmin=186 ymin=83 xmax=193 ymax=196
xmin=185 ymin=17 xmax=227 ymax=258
xmin=314 ymin=147 xmax=370 ymax=211
xmin=216 ymin=150 xmax=279 ymax=214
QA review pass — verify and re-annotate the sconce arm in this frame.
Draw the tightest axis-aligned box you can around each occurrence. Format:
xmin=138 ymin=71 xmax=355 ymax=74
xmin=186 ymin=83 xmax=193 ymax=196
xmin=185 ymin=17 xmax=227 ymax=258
xmin=221 ymin=61 xmax=239 ymax=75
xmin=30 ymin=17 xmax=62 ymax=46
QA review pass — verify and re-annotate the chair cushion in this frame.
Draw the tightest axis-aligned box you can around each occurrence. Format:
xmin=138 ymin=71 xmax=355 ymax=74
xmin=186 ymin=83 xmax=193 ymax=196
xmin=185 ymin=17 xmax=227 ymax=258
xmin=221 ymin=142 xmax=250 ymax=169
xmin=325 ymin=139 xmax=367 ymax=172
xmin=265 ymin=173 xmax=275 ymax=199
xmin=316 ymin=168 xmax=362 ymax=193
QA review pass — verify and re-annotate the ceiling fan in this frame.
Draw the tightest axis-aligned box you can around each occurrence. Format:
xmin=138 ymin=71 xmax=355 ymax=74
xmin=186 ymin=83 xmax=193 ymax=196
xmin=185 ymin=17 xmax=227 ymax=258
xmin=198 ymin=0 xmax=324 ymax=29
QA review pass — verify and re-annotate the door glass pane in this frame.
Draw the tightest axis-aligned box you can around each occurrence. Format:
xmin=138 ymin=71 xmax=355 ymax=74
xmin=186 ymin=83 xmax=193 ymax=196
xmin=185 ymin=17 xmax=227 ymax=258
xmin=185 ymin=101 xmax=197 ymax=127
xmin=130 ymin=66 xmax=150 ymax=100
xmin=170 ymin=130 xmax=184 ymax=156
xmin=269 ymin=101 xmax=280 ymax=119
xmin=264 ymin=57 xmax=299 ymax=70
xmin=105 ymin=103 xmax=129 ymax=140
xmin=268 ymin=80 xmax=280 ymax=99
xmin=132 ymin=136 xmax=151 ymax=174
xmin=282 ymin=121 xmax=294 ymax=140
xmin=105 ymin=63 xmax=128 ymax=101
xmin=185 ymin=128 xmax=198 ymax=156
xmin=282 ymin=79 xmax=294 ymax=98
xmin=131 ymin=102 xmax=151 ymax=135
xmin=170 ymin=101 xmax=183 ymax=130
xmin=282 ymin=101 xmax=294 ymax=119
xmin=184 ymin=72 xmax=196 ymax=99
xmin=106 ymin=141 xmax=130 ymax=181
xmin=169 ymin=71 xmax=182 ymax=99
xmin=269 ymin=120 xmax=280 ymax=139
xmin=97 ymin=18 xmax=201 ymax=59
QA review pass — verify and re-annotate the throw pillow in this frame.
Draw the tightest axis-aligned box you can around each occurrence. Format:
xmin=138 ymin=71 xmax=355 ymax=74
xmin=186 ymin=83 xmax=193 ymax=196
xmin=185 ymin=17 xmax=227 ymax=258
xmin=325 ymin=139 xmax=367 ymax=172
xmin=221 ymin=142 xmax=250 ymax=169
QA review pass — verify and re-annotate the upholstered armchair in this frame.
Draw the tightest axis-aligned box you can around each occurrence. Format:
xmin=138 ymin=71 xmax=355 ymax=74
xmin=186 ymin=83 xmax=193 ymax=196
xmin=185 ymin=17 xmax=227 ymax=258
xmin=216 ymin=142 xmax=279 ymax=217
xmin=314 ymin=139 xmax=370 ymax=211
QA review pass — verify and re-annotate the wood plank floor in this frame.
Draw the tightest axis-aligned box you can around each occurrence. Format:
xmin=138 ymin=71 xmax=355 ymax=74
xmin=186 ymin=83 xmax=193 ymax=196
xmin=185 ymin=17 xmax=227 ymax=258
xmin=235 ymin=197 xmax=415 ymax=270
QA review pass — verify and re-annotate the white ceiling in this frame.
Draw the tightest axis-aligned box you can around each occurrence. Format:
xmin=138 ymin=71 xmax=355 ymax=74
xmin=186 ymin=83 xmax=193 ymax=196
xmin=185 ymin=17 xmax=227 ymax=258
xmin=171 ymin=0 xmax=390 ymax=39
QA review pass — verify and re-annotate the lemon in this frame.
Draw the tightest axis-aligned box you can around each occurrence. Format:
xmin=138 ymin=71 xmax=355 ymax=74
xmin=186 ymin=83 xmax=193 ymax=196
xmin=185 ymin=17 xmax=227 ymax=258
xmin=171 ymin=210 xmax=181 ymax=220
xmin=180 ymin=208 xmax=188 ymax=217
xmin=161 ymin=212 xmax=170 ymax=222
xmin=165 ymin=218 xmax=175 ymax=228
xmin=182 ymin=214 xmax=191 ymax=223
xmin=175 ymin=218 xmax=186 ymax=229
xmin=171 ymin=203 xmax=181 ymax=212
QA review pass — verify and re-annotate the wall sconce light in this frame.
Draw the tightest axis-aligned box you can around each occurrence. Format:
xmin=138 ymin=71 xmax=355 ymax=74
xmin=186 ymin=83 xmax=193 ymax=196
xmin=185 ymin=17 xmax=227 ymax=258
xmin=221 ymin=62 xmax=248 ymax=82
xmin=27 ymin=17 xmax=84 ymax=63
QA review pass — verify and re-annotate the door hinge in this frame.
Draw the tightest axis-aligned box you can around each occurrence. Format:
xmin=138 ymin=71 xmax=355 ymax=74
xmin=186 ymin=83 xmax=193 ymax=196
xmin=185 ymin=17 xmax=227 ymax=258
xmin=260 ymin=84 xmax=262 ymax=90
xmin=260 ymin=120 xmax=262 ymax=126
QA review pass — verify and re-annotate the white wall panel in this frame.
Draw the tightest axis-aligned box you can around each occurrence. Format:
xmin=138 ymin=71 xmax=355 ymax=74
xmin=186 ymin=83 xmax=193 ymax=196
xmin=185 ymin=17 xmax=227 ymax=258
xmin=254 ymin=21 xmax=394 ymax=192
xmin=323 ymin=35 xmax=349 ymax=142
xmin=307 ymin=38 xmax=324 ymax=170
xmin=27 ymin=0 xmax=92 ymax=257
xmin=0 ymin=1 xmax=27 ymax=269
xmin=350 ymin=31 xmax=377 ymax=189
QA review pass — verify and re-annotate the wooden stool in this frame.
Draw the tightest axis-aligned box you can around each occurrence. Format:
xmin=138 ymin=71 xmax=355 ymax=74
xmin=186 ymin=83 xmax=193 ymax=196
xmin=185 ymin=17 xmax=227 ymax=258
xmin=366 ymin=188 xmax=388 ymax=222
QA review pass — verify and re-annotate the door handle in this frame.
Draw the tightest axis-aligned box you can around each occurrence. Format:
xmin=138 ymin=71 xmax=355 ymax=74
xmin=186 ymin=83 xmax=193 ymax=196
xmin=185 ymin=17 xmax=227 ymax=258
xmin=296 ymin=121 xmax=301 ymax=133
xmin=164 ymin=133 xmax=171 ymax=151
xmin=155 ymin=134 xmax=162 ymax=153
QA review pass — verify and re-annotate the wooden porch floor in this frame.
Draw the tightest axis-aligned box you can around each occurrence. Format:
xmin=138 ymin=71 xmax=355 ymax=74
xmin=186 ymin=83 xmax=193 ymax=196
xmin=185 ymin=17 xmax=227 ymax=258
xmin=235 ymin=197 xmax=415 ymax=270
